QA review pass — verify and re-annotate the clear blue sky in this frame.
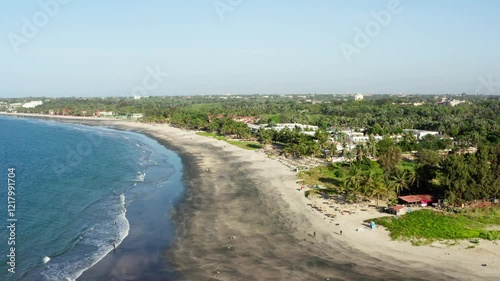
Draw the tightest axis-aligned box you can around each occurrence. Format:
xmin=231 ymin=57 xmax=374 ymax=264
xmin=1 ymin=0 xmax=499 ymax=97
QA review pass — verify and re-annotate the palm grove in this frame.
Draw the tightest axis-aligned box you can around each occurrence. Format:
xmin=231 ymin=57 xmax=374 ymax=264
xmin=6 ymin=94 xmax=500 ymax=204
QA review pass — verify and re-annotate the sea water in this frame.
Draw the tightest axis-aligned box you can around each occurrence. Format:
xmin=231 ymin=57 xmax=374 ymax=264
xmin=0 ymin=117 xmax=182 ymax=280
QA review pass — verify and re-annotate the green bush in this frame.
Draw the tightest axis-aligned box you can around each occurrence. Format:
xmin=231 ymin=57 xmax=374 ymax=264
xmin=334 ymin=170 xmax=344 ymax=178
xmin=372 ymin=209 xmax=500 ymax=244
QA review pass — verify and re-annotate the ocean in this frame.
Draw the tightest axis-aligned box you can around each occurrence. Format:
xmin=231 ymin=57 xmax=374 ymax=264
xmin=0 ymin=117 xmax=184 ymax=281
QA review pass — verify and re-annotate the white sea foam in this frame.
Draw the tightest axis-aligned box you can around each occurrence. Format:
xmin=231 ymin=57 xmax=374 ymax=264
xmin=136 ymin=171 xmax=146 ymax=182
xmin=40 ymin=194 xmax=130 ymax=281
xmin=120 ymin=193 xmax=126 ymax=205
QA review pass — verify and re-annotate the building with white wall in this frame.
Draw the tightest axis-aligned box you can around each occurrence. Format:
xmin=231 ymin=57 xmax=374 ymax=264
xmin=22 ymin=101 xmax=43 ymax=108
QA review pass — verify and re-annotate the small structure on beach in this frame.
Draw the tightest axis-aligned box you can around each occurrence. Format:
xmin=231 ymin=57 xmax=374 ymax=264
xmin=388 ymin=205 xmax=405 ymax=215
xmin=398 ymin=194 xmax=434 ymax=207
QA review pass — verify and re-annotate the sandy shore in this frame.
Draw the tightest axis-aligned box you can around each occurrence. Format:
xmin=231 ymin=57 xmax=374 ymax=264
xmin=4 ymin=113 xmax=499 ymax=280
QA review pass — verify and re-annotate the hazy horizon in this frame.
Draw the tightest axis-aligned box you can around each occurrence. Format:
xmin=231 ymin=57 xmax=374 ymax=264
xmin=2 ymin=0 xmax=499 ymax=97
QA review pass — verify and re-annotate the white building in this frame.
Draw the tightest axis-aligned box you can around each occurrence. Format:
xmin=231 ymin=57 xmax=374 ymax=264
xmin=273 ymin=123 xmax=319 ymax=132
xmin=98 ymin=111 xmax=114 ymax=117
xmin=334 ymin=129 xmax=368 ymax=143
xmin=336 ymin=143 xmax=356 ymax=152
xmin=404 ymin=129 xmax=440 ymax=140
xmin=130 ymin=113 xmax=144 ymax=119
xmin=22 ymin=101 xmax=43 ymax=108
xmin=448 ymin=100 xmax=465 ymax=107
xmin=249 ymin=123 xmax=319 ymax=136
xmin=354 ymin=94 xmax=364 ymax=101
xmin=247 ymin=124 xmax=263 ymax=132
xmin=345 ymin=131 xmax=369 ymax=143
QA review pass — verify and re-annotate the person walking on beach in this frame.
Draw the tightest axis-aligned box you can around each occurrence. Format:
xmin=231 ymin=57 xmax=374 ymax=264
xmin=340 ymin=230 xmax=343 ymax=236
xmin=313 ymin=231 xmax=316 ymax=237
xmin=113 ymin=242 xmax=117 ymax=253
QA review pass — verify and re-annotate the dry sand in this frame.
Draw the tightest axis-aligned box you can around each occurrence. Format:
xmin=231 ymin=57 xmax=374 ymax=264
xmin=4 ymin=113 xmax=499 ymax=280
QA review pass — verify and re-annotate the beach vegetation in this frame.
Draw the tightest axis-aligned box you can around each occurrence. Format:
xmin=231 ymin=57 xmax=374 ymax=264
xmin=299 ymin=160 xmax=408 ymax=204
xmin=304 ymin=189 xmax=321 ymax=198
xmin=196 ymin=132 xmax=263 ymax=150
xmin=8 ymin=95 xmax=500 ymax=205
xmin=196 ymin=131 xmax=226 ymax=140
xmin=371 ymin=208 xmax=500 ymax=244
xmin=225 ymin=140 xmax=263 ymax=150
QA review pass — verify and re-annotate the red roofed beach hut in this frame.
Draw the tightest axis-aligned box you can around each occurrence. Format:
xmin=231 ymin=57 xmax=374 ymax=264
xmin=398 ymin=195 xmax=434 ymax=207
xmin=388 ymin=205 xmax=405 ymax=215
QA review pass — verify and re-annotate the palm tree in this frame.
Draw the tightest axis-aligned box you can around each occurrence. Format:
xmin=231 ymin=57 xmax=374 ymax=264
xmin=345 ymin=168 xmax=363 ymax=202
xmin=326 ymin=142 xmax=337 ymax=159
xmin=411 ymin=162 xmax=425 ymax=192
xmin=310 ymin=142 xmax=322 ymax=158
xmin=257 ymin=128 xmax=273 ymax=145
xmin=339 ymin=180 xmax=349 ymax=195
xmin=371 ymin=175 xmax=390 ymax=207
xmin=366 ymin=135 xmax=377 ymax=158
xmin=315 ymin=129 xmax=329 ymax=149
xmin=355 ymin=144 xmax=365 ymax=162
xmin=344 ymin=148 xmax=355 ymax=165
xmin=362 ymin=171 xmax=376 ymax=198
xmin=390 ymin=169 xmax=409 ymax=196
xmin=406 ymin=168 xmax=417 ymax=189
xmin=283 ymin=145 xmax=295 ymax=158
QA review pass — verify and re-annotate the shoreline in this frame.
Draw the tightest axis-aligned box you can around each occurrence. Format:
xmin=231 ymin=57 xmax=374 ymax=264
xmin=4 ymin=113 xmax=499 ymax=280
xmin=74 ymin=128 xmax=183 ymax=281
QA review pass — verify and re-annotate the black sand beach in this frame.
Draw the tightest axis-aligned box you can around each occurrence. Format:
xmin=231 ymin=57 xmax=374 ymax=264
xmin=7 ymin=115 xmax=497 ymax=281
xmin=67 ymin=120 xmax=433 ymax=281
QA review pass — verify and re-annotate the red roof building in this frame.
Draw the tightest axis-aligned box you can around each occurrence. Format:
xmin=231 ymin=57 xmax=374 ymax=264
xmin=398 ymin=194 xmax=434 ymax=205
xmin=388 ymin=205 xmax=405 ymax=215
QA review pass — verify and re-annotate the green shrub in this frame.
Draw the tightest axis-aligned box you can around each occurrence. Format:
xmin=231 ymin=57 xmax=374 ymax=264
xmin=372 ymin=209 xmax=500 ymax=244
xmin=334 ymin=170 xmax=344 ymax=178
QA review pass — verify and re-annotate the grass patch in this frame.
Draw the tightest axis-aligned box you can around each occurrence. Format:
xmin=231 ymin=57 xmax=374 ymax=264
xmin=304 ymin=187 xmax=339 ymax=198
xmin=399 ymin=160 xmax=415 ymax=171
xmin=371 ymin=208 xmax=500 ymax=245
xmin=298 ymin=161 xmax=384 ymax=190
xmin=304 ymin=189 xmax=322 ymax=198
xmin=298 ymin=165 xmax=342 ymax=189
xmin=225 ymin=140 xmax=263 ymax=150
xmin=196 ymin=132 xmax=264 ymax=150
xmin=196 ymin=131 xmax=226 ymax=140
xmin=460 ymin=207 xmax=500 ymax=225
